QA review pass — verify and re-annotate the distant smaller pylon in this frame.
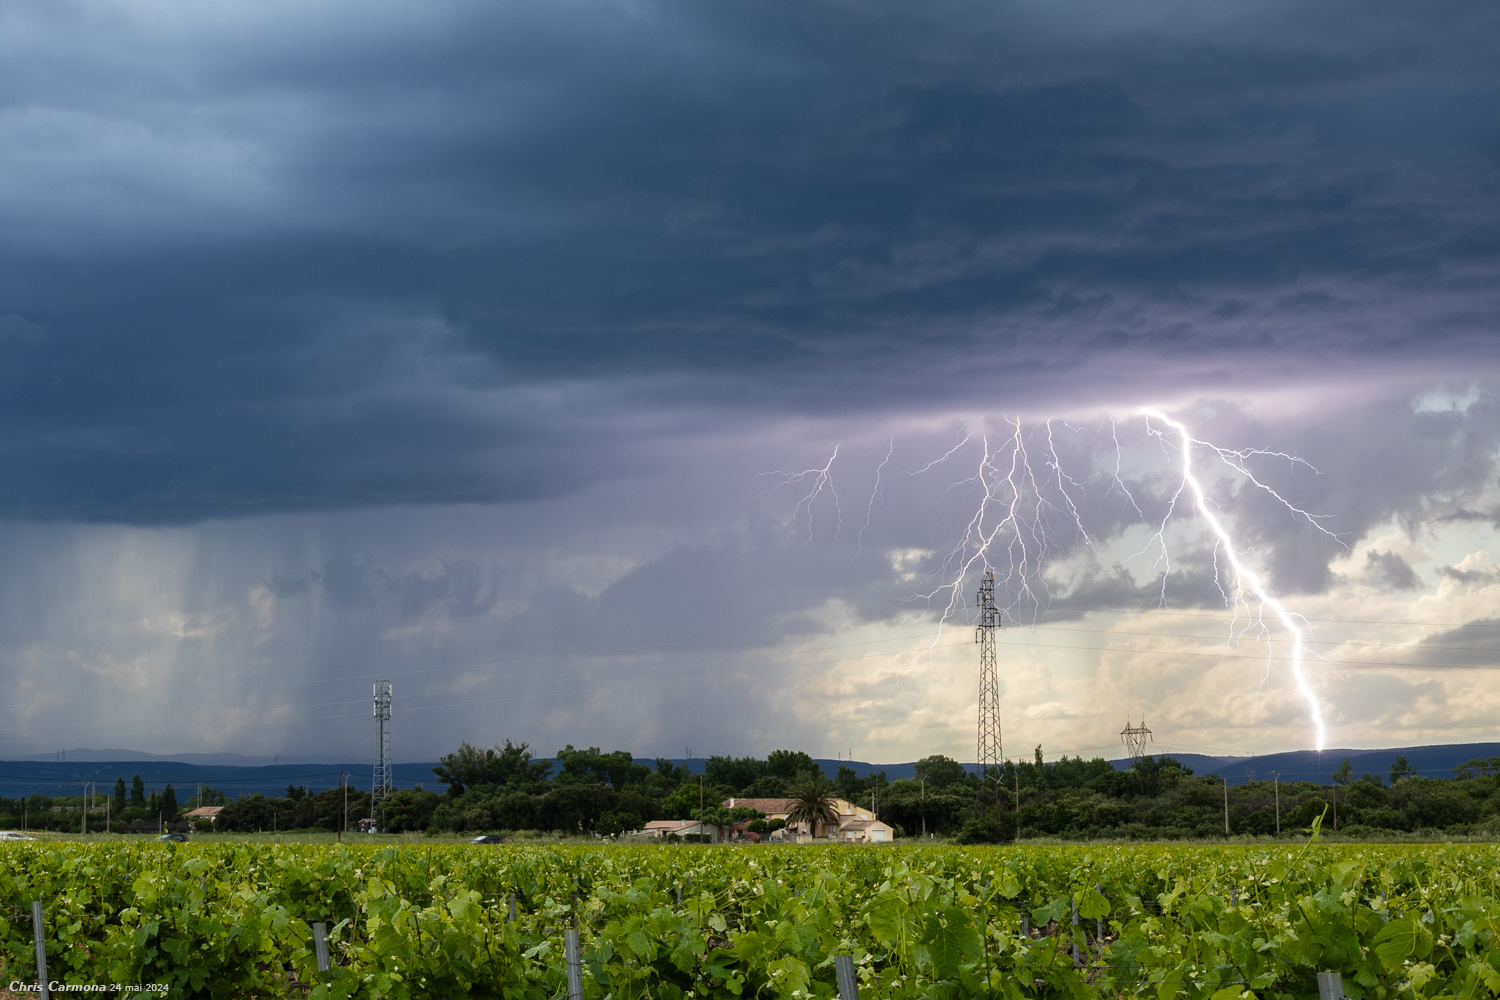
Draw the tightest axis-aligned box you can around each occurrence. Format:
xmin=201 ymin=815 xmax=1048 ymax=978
xmin=1121 ymin=718 xmax=1153 ymax=762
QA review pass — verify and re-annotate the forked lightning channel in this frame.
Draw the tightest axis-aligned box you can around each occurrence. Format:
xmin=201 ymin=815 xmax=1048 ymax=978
xmin=765 ymin=408 xmax=1343 ymax=751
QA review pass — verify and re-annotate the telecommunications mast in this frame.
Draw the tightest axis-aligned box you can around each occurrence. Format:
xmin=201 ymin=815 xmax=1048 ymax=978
xmin=975 ymin=571 xmax=1002 ymax=786
xmin=372 ymin=680 xmax=393 ymax=823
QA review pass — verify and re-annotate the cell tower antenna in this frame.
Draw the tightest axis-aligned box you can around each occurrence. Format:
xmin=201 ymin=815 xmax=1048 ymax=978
xmin=372 ymin=680 xmax=393 ymax=824
xmin=1121 ymin=717 xmax=1153 ymax=762
xmin=975 ymin=571 xmax=1002 ymax=787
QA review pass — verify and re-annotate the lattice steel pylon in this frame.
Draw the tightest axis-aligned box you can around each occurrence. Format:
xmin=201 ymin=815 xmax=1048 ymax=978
xmin=372 ymin=681 xmax=393 ymax=822
xmin=1121 ymin=717 xmax=1153 ymax=762
xmin=975 ymin=571 xmax=1002 ymax=785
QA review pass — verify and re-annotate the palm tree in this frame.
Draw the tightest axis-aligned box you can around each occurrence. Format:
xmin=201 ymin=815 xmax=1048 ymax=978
xmin=785 ymin=774 xmax=840 ymax=839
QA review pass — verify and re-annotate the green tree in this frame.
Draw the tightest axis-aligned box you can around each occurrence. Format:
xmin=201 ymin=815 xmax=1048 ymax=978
xmin=555 ymin=746 xmax=648 ymax=788
xmin=785 ymin=774 xmax=840 ymax=838
xmin=538 ymin=783 xmax=616 ymax=833
xmin=766 ymin=749 xmax=820 ymax=780
xmin=742 ymin=775 xmax=788 ymax=797
xmin=380 ymin=787 xmax=441 ymax=832
xmin=113 ymin=778 xmax=126 ymax=814
xmin=704 ymin=755 xmax=766 ymax=791
xmin=1390 ymin=756 xmax=1413 ymax=784
xmin=130 ymin=774 xmax=145 ymax=808
xmin=595 ymin=810 xmax=644 ymax=837
xmin=653 ymin=758 xmax=690 ymax=785
xmin=834 ymin=765 xmax=865 ymax=801
xmin=1332 ymin=758 xmax=1352 ymax=787
xmin=1451 ymin=756 xmax=1500 ymax=780
xmin=161 ymin=785 xmax=179 ymax=821
xmin=913 ymin=754 xmax=967 ymax=789
xmin=433 ymin=740 xmax=553 ymax=795
xmin=662 ymin=782 xmax=717 ymax=821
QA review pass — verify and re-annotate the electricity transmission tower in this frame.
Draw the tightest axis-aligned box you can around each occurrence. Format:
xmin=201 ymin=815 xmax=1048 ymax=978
xmin=372 ymin=681 xmax=393 ymax=824
xmin=975 ymin=571 xmax=1002 ymax=785
xmin=1120 ymin=717 xmax=1153 ymax=762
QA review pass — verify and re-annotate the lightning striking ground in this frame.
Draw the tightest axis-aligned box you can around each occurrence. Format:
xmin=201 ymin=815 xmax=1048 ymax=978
xmin=763 ymin=409 xmax=1343 ymax=751
xmin=1141 ymin=408 xmax=1333 ymax=750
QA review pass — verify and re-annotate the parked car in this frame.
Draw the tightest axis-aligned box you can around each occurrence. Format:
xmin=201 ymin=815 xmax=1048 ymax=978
xmin=469 ymin=834 xmax=506 ymax=844
xmin=0 ymin=831 xmax=34 ymax=841
xmin=157 ymin=833 xmax=188 ymax=843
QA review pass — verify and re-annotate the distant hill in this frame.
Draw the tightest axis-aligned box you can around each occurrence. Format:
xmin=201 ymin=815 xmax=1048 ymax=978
xmin=21 ymin=749 xmax=339 ymax=766
xmin=1138 ymin=743 xmax=1500 ymax=786
xmin=3 ymin=741 xmax=1494 ymax=799
xmin=0 ymin=760 xmax=441 ymax=799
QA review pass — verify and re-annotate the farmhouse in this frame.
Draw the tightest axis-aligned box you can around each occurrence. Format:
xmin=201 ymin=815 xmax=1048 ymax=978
xmin=724 ymin=796 xmax=894 ymax=843
xmin=635 ymin=819 xmax=722 ymax=841
xmin=184 ymin=806 xmax=224 ymax=828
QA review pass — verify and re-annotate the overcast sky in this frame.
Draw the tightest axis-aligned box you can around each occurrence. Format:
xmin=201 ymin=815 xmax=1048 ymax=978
xmin=1 ymin=0 xmax=1498 ymax=766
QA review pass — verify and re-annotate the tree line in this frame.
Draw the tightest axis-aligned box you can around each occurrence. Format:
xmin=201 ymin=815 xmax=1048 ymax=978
xmin=0 ymin=776 xmax=228 ymax=832
xmin=124 ymin=745 xmax=1500 ymax=839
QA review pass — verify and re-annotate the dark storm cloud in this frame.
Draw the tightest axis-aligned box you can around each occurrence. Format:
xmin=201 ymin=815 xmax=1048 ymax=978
xmin=1439 ymin=564 xmax=1500 ymax=586
xmin=0 ymin=0 xmax=1497 ymax=521
xmin=1365 ymin=550 xmax=1420 ymax=590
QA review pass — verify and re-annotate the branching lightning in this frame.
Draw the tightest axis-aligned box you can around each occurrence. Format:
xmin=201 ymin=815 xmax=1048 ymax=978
xmin=1140 ymin=408 xmax=1333 ymax=750
xmin=763 ymin=408 xmax=1344 ymax=750
xmin=757 ymin=445 xmax=842 ymax=544
xmin=859 ymin=438 xmax=894 ymax=549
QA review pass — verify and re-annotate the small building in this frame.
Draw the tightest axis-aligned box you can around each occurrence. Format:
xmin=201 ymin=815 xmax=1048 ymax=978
xmin=184 ymin=806 xmax=224 ymax=828
xmin=833 ymin=818 xmax=894 ymax=843
xmin=734 ymin=796 xmax=894 ymax=842
xmin=724 ymin=798 xmax=795 ymax=822
xmin=637 ymin=819 xmax=722 ymax=841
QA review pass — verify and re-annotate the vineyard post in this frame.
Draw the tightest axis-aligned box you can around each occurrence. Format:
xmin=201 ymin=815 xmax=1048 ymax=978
xmin=1014 ymin=773 xmax=1019 ymax=844
xmin=1095 ymin=882 xmax=1104 ymax=956
xmin=32 ymin=900 xmax=48 ymax=1000
xmin=312 ymin=922 xmax=331 ymax=973
xmin=1070 ymin=895 xmax=1079 ymax=965
xmin=1223 ymin=778 xmax=1229 ymax=835
xmin=564 ymin=928 xmax=584 ymax=1000
xmin=508 ymin=893 xmax=516 ymax=923
xmin=1316 ymin=970 xmax=1344 ymax=1000
xmin=1274 ymin=773 xmax=1280 ymax=835
xmin=834 ymin=954 xmax=859 ymax=999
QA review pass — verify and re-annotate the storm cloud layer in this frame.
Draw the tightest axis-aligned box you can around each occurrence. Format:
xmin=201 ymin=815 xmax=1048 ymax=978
xmin=0 ymin=0 xmax=1497 ymax=519
xmin=0 ymin=1 xmax=1497 ymax=763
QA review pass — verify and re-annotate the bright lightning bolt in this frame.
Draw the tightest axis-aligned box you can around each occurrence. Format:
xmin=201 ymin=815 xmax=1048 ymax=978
xmin=762 ymin=409 xmax=1341 ymax=751
xmin=1141 ymin=408 xmax=1330 ymax=751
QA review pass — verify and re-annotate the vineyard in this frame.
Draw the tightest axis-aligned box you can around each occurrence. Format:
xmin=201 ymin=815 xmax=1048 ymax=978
xmin=2 ymin=836 xmax=1498 ymax=999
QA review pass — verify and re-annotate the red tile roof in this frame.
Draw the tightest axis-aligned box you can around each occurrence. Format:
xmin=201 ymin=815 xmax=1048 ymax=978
xmin=722 ymin=797 xmax=795 ymax=813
